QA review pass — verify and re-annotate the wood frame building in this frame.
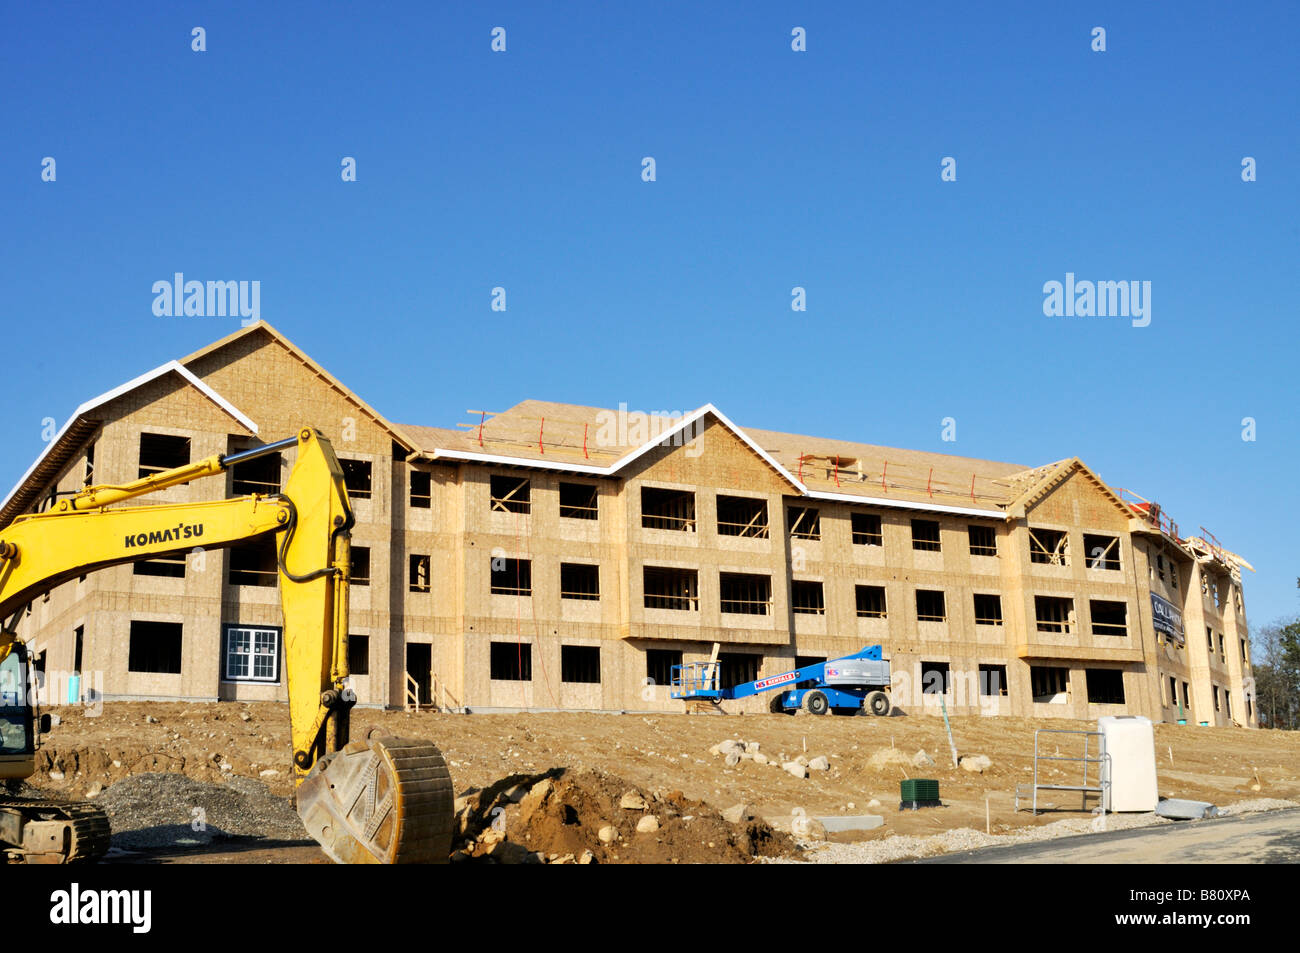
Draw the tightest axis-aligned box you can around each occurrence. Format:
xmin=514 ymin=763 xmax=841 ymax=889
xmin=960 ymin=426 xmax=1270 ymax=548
xmin=4 ymin=323 xmax=1256 ymax=726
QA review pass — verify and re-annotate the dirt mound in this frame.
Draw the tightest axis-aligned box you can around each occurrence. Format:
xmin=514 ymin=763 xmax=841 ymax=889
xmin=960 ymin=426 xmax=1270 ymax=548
xmin=453 ymin=767 xmax=795 ymax=864
xmin=866 ymin=747 xmax=915 ymax=772
xmin=97 ymin=772 xmax=308 ymax=850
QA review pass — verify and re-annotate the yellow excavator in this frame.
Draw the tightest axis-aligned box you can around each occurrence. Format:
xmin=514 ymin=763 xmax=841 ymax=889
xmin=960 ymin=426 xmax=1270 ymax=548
xmin=0 ymin=428 xmax=454 ymax=864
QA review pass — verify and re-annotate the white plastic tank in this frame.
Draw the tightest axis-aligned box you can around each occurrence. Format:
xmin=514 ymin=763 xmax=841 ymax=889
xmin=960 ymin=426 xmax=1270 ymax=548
xmin=1098 ymin=715 xmax=1158 ymax=812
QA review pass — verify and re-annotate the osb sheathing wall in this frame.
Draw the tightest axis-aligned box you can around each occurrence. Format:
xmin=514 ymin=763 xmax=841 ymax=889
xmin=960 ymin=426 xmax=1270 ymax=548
xmin=14 ymin=328 xmax=1256 ymax=725
xmin=187 ymin=335 xmax=402 ymax=707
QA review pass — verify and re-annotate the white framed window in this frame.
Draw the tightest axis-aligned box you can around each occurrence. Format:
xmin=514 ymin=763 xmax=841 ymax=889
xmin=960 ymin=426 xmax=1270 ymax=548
xmin=223 ymin=625 xmax=281 ymax=683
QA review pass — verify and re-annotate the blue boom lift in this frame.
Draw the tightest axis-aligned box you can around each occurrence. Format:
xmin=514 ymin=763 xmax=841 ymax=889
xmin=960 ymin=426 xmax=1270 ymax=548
xmin=671 ymin=646 xmax=892 ymax=716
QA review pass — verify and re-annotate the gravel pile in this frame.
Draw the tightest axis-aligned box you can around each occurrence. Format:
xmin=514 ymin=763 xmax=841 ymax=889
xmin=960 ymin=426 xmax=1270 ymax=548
xmin=98 ymin=772 xmax=308 ymax=850
xmin=1216 ymin=797 xmax=1298 ymax=815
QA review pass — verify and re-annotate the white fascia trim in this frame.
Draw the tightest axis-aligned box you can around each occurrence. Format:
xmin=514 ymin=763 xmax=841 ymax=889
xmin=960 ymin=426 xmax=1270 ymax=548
xmin=805 ymin=489 xmax=1006 ymax=519
xmin=429 ymin=448 xmax=611 ymax=476
xmin=1 ymin=361 xmax=259 ymax=513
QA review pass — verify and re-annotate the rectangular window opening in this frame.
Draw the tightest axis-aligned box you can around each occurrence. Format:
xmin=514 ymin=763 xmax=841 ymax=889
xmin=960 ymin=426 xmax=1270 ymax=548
xmin=231 ymin=450 xmax=281 ymax=496
xmin=135 ymin=555 xmax=187 ymax=579
xmin=916 ymin=589 xmax=947 ymax=623
xmin=1084 ymin=534 xmax=1121 ymax=571
xmin=559 ymin=482 xmax=598 ymax=520
xmin=1031 ymin=665 xmax=1069 ymax=701
xmin=1034 ymin=595 xmax=1074 ymax=633
xmin=350 ymin=546 xmax=371 ymax=587
xmin=490 ymin=475 xmax=531 ymax=514
xmin=851 ymin=512 xmax=883 ymax=546
xmin=348 ymin=634 xmax=370 ymax=676
xmin=1029 ymin=528 xmax=1070 ymax=566
xmin=643 ymin=566 xmax=698 ymax=611
xmin=340 ymin=458 xmax=372 ymax=500
xmin=717 ymin=495 xmax=769 ymax=538
xmin=786 ymin=505 xmax=821 ymax=541
xmin=968 ymin=524 xmax=997 ymax=557
xmin=409 ymin=470 xmax=432 ymax=509
xmin=979 ymin=663 xmax=1008 ymax=697
xmin=561 ymin=645 xmax=601 ymax=684
xmin=718 ymin=652 xmax=761 ymax=691
xmin=561 ymin=563 xmax=600 ymax=601
xmin=1085 ymin=668 xmax=1125 ymax=705
xmin=645 ymin=649 xmax=682 ymax=688
xmin=409 ymin=554 xmax=431 ymax=593
xmin=228 ymin=537 xmax=279 ymax=587
xmin=719 ymin=572 xmax=771 ymax=615
xmin=128 ymin=620 xmax=183 ymax=675
xmin=911 ymin=519 xmax=941 ymax=552
xmin=1090 ymin=599 xmax=1128 ymax=636
xmin=973 ymin=593 xmax=1003 ymax=626
xmin=855 ymin=584 xmax=887 ymax=619
xmin=641 ymin=486 xmax=695 ymax=531
xmin=491 ymin=557 xmax=532 ymax=596
xmin=490 ymin=642 xmax=532 ymax=681
xmin=138 ymin=433 xmax=190 ymax=478
xmin=791 ymin=580 xmax=825 ymax=615
xmin=921 ymin=660 xmax=950 ymax=695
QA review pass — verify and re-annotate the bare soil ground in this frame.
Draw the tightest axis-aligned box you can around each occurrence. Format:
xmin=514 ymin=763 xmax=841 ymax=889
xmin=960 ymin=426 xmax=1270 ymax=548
xmin=25 ymin=703 xmax=1300 ymax=863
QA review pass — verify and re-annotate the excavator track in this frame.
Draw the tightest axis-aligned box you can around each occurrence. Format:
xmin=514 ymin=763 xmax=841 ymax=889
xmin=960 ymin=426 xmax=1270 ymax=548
xmin=296 ymin=735 xmax=454 ymax=864
xmin=0 ymin=795 xmax=112 ymax=864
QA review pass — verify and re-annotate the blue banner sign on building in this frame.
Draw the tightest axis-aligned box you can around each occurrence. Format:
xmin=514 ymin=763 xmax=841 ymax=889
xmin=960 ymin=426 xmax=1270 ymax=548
xmin=1151 ymin=592 xmax=1184 ymax=645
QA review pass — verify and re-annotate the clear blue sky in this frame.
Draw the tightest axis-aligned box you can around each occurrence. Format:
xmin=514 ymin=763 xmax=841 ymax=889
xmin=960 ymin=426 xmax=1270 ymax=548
xmin=2 ymin=3 xmax=1297 ymax=629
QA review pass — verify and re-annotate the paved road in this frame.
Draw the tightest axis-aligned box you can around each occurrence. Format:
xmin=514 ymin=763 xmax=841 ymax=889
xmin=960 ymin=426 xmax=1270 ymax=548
xmin=912 ymin=808 xmax=1300 ymax=864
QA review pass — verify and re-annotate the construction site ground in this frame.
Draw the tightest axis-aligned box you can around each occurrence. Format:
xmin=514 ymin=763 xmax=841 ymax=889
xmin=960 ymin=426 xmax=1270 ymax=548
xmin=25 ymin=702 xmax=1300 ymax=864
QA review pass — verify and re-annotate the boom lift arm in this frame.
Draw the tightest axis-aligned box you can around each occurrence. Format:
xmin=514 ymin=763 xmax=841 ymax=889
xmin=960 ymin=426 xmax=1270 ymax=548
xmin=0 ymin=428 xmax=453 ymax=864
xmin=671 ymin=645 xmax=892 ymax=716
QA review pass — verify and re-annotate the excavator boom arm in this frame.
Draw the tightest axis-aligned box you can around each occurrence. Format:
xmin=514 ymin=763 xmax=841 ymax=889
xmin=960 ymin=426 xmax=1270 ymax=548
xmin=0 ymin=428 xmax=452 ymax=864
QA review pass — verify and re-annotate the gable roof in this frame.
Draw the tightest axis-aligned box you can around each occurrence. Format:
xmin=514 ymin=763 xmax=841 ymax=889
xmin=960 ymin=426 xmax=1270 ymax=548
xmin=405 ymin=402 xmax=806 ymax=490
xmin=0 ymin=361 xmax=258 ymax=529
xmin=181 ymin=322 xmax=424 ymax=453
xmin=1004 ymin=457 xmax=1136 ymax=522
xmin=401 ymin=400 xmax=1016 ymax=518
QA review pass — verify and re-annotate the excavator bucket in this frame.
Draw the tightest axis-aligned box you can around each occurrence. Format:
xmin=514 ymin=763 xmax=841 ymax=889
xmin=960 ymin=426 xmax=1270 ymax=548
xmin=296 ymin=735 xmax=455 ymax=864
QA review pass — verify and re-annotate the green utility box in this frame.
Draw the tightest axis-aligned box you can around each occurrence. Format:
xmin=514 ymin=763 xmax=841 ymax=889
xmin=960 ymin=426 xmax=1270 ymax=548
xmin=899 ymin=778 xmax=942 ymax=810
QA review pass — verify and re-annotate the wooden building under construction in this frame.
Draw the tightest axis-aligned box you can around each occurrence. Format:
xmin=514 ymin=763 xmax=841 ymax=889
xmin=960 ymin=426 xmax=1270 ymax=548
xmin=4 ymin=322 xmax=1257 ymax=725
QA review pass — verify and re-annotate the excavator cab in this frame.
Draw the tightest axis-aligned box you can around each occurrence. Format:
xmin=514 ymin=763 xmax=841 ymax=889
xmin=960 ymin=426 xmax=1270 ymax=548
xmin=0 ymin=639 xmax=36 ymax=774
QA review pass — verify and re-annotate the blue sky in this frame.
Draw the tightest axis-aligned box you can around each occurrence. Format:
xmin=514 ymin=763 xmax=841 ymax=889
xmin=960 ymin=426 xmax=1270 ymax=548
xmin=2 ymin=2 xmax=1297 ymax=628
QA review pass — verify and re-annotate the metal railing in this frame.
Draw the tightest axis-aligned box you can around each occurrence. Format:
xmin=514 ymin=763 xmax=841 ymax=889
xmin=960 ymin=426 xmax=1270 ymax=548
xmin=670 ymin=660 xmax=720 ymax=698
xmin=1015 ymin=728 xmax=1111 ymax=816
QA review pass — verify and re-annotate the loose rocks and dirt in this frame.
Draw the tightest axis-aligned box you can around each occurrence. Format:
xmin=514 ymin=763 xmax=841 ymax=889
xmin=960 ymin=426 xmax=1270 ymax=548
xmin=23 ymin=703 xmax=1300 ymax=863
